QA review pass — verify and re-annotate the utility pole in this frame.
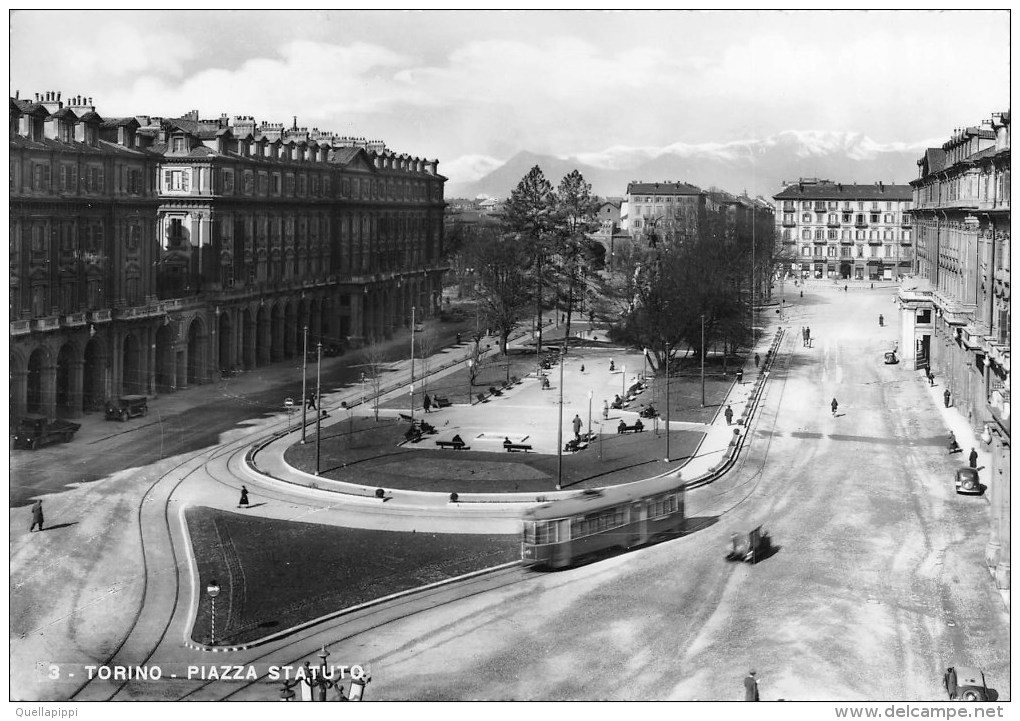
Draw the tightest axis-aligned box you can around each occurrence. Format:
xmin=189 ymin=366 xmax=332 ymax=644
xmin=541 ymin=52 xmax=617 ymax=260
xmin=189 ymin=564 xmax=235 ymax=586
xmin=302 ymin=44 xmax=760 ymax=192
xmin=556 ymin=340 xmax=565 ymax=490
xmin=315 ymin=342 xmax=322 ymax=476
xmin=700 ymin=314 xmax=706 ymax=408
xmin=665 ymin=342 xmax=671 ymax=461
xmin=301 ymin=326 xmax=308 ymax=443
xmin=410 ymin=306 xmax=415 ymax=423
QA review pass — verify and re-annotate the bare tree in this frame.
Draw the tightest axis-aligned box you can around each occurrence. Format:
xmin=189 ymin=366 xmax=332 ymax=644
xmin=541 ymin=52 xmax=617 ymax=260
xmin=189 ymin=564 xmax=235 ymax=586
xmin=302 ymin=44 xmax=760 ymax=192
xmin=362 ymin=343 xmax=387 ymax=422
xmin=417 ymin=328 xmax=439 ymax=395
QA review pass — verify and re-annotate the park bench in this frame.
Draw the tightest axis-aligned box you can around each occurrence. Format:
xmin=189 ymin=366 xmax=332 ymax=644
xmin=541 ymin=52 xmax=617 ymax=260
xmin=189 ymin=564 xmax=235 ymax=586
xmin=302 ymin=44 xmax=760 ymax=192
xmin=436 ymin=439 xmax=470 ymax=450
xmin=503 ymin=441 xmax=533 ymax=453
xmin=476 ymin=393 xmax=488 ymax=404
xmin=489 ymin=386 xmax=503 ymax=396
xmin=433 ymin=396 xmax=452 ymax=408
xmin=399 ymin=412 xmax=414 ymax=423
xmin=617 ymin=420 xmax=645 ymax=434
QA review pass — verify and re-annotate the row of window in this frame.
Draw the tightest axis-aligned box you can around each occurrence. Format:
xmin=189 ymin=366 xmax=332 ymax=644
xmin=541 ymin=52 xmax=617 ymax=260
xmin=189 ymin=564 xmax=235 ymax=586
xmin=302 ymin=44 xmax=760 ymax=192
xmin=12 ymin=161 xmax=150 ymax=196
xmin=781 ymin=200 xmax=911 ymax=212
xmin=787 ymin=229 xmax=912 ymax=241
xmin=783 ymin=212 xmax=911 ymax=225
xmin=800 ymin=245 xmax=912 ymax=259
xmin=162 ymin=166 xmax=437 ymax=203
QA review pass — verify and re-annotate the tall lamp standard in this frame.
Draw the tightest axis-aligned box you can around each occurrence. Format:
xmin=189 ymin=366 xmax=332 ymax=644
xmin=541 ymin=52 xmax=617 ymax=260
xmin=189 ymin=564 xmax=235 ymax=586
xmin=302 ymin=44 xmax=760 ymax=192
xmin=206 ymin=580 xmax=220 ymax=645
xmin=700 ymin=314 xmax=706 ymax=408
xmin=665 ymin=341 xmax=671 ymax=462
xmin=587 ymin=389 xmax=593 ymax=439
xmin=301 ymin=326 xmax=309 ymax=443
xmin=315 ymin=342 xmax=322 ymax=476
xmin=466 ymin=358 xmax=474 ymax=404
xmin=410 ymin=306 xmax=416 ymax=423
xmin=555 ymin=340 xmax=566 ymax=490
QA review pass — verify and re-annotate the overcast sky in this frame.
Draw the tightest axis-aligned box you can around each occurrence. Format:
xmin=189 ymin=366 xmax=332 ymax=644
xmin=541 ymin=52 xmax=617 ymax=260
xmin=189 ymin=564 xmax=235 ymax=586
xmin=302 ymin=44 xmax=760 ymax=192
xmin=10 ymin=10 xmax=1009 ymax=184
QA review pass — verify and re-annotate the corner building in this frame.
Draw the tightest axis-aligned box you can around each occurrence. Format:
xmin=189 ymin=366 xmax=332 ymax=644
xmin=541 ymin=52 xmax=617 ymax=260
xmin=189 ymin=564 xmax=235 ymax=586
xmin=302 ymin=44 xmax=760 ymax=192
xmin=10 ymin=92 xmax=447 ymax=420
xmin=772 ymin=178 xmax=913 ymax=281
xmin=898 ymin=111 xmax=1010 ymax=593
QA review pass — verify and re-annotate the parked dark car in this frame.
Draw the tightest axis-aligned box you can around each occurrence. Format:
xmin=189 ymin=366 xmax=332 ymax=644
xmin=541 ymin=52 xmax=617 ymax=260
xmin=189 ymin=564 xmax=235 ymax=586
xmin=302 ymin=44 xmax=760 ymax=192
xmin=884 ymin=351 xmax=899 ymax=364
xmin=13 ymin=416 xmax=81 ymax=450
xmin=955 ymin=468 xmax=983 ymax=495
xmin=105 ymin=395 xmax=149 ymax=422
xmin=944 ymin=666 xmax=989 ymax=701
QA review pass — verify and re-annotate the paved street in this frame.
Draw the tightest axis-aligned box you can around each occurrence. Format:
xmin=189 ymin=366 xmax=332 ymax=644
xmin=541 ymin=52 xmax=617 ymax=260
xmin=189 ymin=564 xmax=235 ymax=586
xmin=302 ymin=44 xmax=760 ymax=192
xmin=9 ymin=285 xmax=1009 ymax=702
xmin=327 ymin=284 xmax=1010 ymax=701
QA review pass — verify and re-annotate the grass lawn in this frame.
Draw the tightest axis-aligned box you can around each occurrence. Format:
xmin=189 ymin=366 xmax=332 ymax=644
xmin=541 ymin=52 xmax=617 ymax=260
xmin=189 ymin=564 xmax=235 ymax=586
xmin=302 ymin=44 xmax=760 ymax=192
xmin=284 ymin=415 xmax=706 ymax=494
xmin=186 ymin=507 xmax=518 ymax=646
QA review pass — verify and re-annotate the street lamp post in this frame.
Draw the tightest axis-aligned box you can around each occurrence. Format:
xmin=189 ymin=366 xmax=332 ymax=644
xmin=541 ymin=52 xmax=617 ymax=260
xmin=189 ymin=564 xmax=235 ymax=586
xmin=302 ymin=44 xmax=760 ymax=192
xmin=206 ymin=580 xmax=220 ymax=645
xmin=466 ymin=358 xmax=474 ymax=404
xmin=315 ymin=342 xmax=322 ymax=476
xmin=301 ymin=326 xmax=308 ymax=443
xmin=622 ymin=364 xmax=627 ymax=396
xmin=665 ymin=341 xmax=671 ymax=462
xmin=700 ymin=314 xmax=706 ymax=408
xmin=556 ymin=341 xmax=565 ymax=490
xmin=410 ymin=306 xmax=415 ymax=423
xmin=587 ymin=389 xmax=593 ymax=438
xmin=301 ymin=647 xmax=337 ymax=702
xmin=360 ymin=372 xmax=366 ymax=409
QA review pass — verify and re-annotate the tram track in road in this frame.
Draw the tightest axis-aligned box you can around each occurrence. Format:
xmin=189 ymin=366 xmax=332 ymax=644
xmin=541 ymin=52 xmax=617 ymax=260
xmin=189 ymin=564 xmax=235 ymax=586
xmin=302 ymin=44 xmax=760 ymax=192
xmin=171 ymin=564 xmax=533 ymax=701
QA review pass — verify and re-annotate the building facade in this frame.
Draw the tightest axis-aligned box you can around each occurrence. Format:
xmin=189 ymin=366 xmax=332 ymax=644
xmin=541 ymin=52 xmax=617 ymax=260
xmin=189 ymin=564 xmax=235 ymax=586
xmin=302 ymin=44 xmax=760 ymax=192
xmin=898 ymin=111 xmax=1010 ymax=593
xmin=10 ymin=92 xmax=447 ymax=420
xmin=623 ymin=181 xmax=707 ymax=237
xmin=10 ymin=92 xmax=161 ymax=421
xmin=773 ymin=178 xmax=913 ymax=280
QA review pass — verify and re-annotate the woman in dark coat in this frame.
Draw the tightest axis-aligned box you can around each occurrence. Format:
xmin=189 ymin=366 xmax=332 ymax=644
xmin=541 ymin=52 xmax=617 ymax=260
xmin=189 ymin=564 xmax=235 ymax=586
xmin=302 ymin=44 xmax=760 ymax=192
xmin=831 ymin=398 xmax=839 ymax=416
xmin=30 ymin=500 xmax=44 ymax=532
xmin=238 ymin=486 xmax=250 ymax=508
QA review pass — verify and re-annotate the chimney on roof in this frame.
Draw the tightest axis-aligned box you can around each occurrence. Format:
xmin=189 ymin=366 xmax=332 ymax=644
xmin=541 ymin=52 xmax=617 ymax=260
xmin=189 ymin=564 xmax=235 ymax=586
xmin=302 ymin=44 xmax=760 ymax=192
xmin=879 ymin=181 xmax=884 ymax=192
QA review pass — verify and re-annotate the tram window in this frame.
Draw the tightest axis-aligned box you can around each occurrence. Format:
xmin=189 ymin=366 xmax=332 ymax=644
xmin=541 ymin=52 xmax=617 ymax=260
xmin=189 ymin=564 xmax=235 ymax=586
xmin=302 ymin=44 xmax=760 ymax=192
xmin=649 ymin=494 xmax=677 ymax=519
xmin=523 ymin=521 xmax=536 ymax=544
xmin=535 ymin=521 xmax=559 ymax=545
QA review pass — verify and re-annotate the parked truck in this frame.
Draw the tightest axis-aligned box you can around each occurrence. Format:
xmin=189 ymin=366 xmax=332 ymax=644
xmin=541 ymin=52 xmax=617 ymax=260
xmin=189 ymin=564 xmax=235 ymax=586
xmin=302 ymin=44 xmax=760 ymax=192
xmin=12 ymin=416 xmax=81 ymax=450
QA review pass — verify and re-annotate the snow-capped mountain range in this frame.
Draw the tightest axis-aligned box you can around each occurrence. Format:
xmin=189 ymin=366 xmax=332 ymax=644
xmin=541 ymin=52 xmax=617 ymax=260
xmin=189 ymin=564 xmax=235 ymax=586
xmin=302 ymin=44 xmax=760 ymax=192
xmin=443 ymin=130 xmax=934 ymax=200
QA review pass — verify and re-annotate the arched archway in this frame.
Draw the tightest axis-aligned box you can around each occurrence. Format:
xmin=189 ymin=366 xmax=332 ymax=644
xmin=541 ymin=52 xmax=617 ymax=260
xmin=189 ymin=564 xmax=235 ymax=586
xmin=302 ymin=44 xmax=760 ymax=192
xmin=187 ymin=316 xmax=207 ymax=386
xmin=155 ymin=324 xmax=174 ymax=393
xmin=83 ymin=337 xmax=106 ymax=412
xmin=271 ymin=303 xmax=284 ymax=362
xmin=256 ymin=305 xmax=270 ymax=366
xmin=27 ymin=347 xmax=49 ymax=415
xmin=123 ymin=333 xmax=142 ymax=395
xmin=218 ymin=312 xmax=233 ymax=373
xmin=241 ymin=307 xmax=255 ymax=369
xmin=55 ymin=342 xmax=78 ymax=418
xmin=284 ymin=301 xmax=297 ymax=358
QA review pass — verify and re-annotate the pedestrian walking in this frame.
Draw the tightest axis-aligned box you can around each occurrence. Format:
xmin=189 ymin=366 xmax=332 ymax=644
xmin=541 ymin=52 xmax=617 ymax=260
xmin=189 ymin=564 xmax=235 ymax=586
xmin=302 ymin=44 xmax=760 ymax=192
xmin=29 ymin=500 xmax=44 ymax=533
xmin=744 ymin=670 xmax=760 ymax=701
xmin=800 ymin=290 xmax=803 ymax=298
xmin=944 ymin=388 xmax=951 ymax=408
xmin=306 ymin=393 xmax=316 ymax=411
xmin=969 ymin=448 xmax=978 ymax=468
xmin=805 ymin=327 xmax=811 ymax=347
xmin=603 ymin=400 xmax=609 ymax=420
xmin=572 ymin=414 xmax=582 ymax=440
xmin=423 ymin=393 xmax=432 ymax=413
xmin=800 ymin=327 xmax=806 ymax=346
xmin=724 ymin=405 xmax=734 ymax=425
xmin=609 ymin=359 xmax=615 ymax=371
xmin=238 ymin=486 xmax=250 ymax=509
xmin=831 ymin=397 xmax=839 ymax=416
xmin=878 ymin=314 xmax=884 ymax=327
xmin=736 ymin=368 xmax=744 ymax=384
xmin=844 ymin=284 xmax=848 ymax=292
xmin=928 ymin=371 xmax=935 ymax=387
xmin=580 ymin=364 xmax=585 ymax=373
xmin=948 ymin=431 xmax=960 ymax=453
xmin=754 ymin=353 xmax=760 ymax=369
xmin=456 ymin=332 xmax=462 ymax=344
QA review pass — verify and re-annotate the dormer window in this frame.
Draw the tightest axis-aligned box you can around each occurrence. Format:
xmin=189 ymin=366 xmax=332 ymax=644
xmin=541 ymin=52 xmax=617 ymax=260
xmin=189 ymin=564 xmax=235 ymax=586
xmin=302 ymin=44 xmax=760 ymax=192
xmin=172 ymin=136 xmax=187 ymax=153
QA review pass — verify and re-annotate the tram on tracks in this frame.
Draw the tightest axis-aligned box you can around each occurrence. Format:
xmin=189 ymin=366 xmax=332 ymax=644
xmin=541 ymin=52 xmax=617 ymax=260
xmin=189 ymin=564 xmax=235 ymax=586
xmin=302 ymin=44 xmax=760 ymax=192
xmin=521 ymin=475 xmax=685 ymax=569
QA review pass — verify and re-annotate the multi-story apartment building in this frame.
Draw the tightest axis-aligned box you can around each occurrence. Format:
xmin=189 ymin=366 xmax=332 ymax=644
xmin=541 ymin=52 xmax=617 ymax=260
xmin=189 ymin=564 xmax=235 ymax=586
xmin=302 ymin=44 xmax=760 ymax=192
xmin=773 ymin=178 xmax=913 ymax=281
xmin=898 ymin=111 xmax=1010 ymax=593
xmin=10 ymin=92 xmax=447 ymax=420
xmin=10 ymin=92 xmax=161 ymax=421
xmin=622 ymin=181 xmax=707 ymax=238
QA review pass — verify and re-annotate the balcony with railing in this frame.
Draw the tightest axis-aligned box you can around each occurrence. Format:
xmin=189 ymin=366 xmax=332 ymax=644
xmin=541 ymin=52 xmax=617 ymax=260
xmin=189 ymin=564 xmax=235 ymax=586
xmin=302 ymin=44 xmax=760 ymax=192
xmin=31 ymin=316 xmax=61 ymax=332
xmin=10 ymin=319 xmax=32 ymax=336
xmin=827 ymin=220 xmax=840 ymax=228
xmin=855 ymin=220 xmax=868 ymax=228
xmin=61 ymin=312 xmax=88 ymax=328
xmin=87 ymin=309 xmax=112 ymax=324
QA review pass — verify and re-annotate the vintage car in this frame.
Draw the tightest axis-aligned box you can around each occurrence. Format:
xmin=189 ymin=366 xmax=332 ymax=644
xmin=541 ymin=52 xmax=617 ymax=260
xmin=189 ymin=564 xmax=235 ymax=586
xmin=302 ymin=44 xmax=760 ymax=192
xmin=105 ymin=395 xmax=149 ymax=422
xmin=944 ymin=666 xmax=989 ymax=701
xmin=726 ymin=526 xmax=773 ymax=564
xmin=884 ymin=351 xmax=899 ymax=364
xmin=13 ymin=416 xmax=81 ymax=450
xmin=955 ymin=468 xmax=983 ymax=495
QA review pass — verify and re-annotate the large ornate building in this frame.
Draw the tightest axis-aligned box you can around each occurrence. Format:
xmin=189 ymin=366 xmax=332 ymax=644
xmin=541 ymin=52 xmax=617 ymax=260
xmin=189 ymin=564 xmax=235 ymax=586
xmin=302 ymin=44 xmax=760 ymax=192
xmin=10 ymin=91 xmax=447 ymax=421
xmin=898 ymin=111 xmax=1010 ymax=593
xmin=772 ymin=178 xmax=913 ymax=281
